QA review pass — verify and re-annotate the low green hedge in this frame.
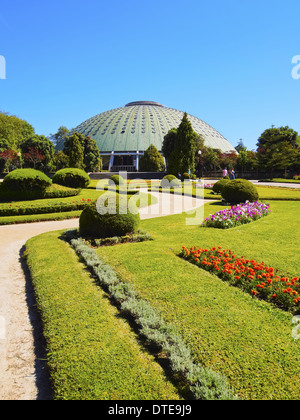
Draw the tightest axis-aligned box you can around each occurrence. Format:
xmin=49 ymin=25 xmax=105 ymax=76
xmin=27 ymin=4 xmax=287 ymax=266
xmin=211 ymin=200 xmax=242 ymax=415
xmin=0 ymin=200 xmax=88 ymax=217
xmin=0 ymin=183 xmax=80 ymax=203
xmin=52 ymin=168 xmax=90 ymax=189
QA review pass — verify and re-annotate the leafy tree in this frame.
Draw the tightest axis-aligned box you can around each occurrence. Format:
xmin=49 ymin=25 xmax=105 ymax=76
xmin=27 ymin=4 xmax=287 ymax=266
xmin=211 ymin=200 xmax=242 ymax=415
xmin=236 ymin=148 xmax=249 ymax=176
xmin=63 ymin=132 xmax=84 ymax=169
xmin=246 ymin=150 xmax=259 ymax=171
xmin=21 ymin=135 xmax=55 ymax=172
xmin=257 ymin=126 xmax=300 ymax=177
xmin=201 ymin=147 xmax=220 ymax=172
xmin=219 ymin=151 xmax=238 ymax=170
xmin=0 ymin=138 xmax=10 ymax=172
xmin=139 ymin=144 xmax=165 ymax=172
xmin=53 ymin=150 xmax=69 ymax=171
xmin=22 ymin=147 xmax=45 ymax=169
xmin=50 ymin=126 xmax=70 ymax=149
xmin=0 ymin=149 xmax=19 ymax=172
xmin=257 ymin=126 xmax=299 ymax=150
xmin=0 ymin=112 xmax=35 ymax=149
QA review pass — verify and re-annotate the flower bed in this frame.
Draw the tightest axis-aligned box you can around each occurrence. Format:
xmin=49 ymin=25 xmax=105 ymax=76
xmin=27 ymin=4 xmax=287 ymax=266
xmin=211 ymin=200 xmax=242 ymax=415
xmin=201 ymin=201 xmax=271 ymax=229
xmin=180 ymin=246 xmax=300 ymax=313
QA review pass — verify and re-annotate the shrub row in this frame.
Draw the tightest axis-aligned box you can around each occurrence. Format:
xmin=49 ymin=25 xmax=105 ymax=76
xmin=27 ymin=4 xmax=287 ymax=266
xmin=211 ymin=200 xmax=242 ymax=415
xmin=67 ymin=233 xmax=239 ymax=400
xmin=0 ymin=168 xmax=90 ymax=202
xmin=0 ymin=183 xmax=80 ymax=202
xmin=43 ymin=184 xmax=81 ymax=199
xmin=0 ymin=198 xmax=92 ymax=217
xmin=86 ymin=230 xmax=152 ymax=247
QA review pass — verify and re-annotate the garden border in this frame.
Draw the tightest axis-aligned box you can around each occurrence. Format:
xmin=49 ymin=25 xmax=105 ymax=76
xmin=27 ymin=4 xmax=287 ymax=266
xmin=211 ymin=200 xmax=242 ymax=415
xmin=65 ymin=230 xmax=239 ymax=400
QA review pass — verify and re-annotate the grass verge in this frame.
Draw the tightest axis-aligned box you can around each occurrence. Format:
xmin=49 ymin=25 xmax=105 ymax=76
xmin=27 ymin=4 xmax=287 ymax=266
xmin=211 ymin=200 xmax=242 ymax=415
xmin=24 ymin=230 xmax=181 ymax=400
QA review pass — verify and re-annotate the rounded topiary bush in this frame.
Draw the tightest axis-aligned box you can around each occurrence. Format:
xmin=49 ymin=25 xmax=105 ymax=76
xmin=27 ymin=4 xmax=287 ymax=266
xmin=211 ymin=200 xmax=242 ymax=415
xmin=109 ymin=174 xmax=125 ymax=186
xmin=79 ymin=199 xmax=140 ymax=238
xmin=221 ymin=179 xmax=259 ymax=204
xmin=161 ymin=174 xmax=181 ymax=188
xmin=1 ymin=168 xmax=52 ymax=200
xmin=52 ymin=168 xmax=90 ymax=189
xmin=182 ymin=173 xmax=190 ymax=180
xmin=213 ymin=178 xmax=230 ymax=194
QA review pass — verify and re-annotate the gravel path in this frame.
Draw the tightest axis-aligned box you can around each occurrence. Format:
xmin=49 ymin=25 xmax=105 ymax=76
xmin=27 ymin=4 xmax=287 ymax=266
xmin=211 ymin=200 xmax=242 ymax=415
xmin=0 ymin=192 xmax=209 ymax=400
xmin=0 ymin=219 xmax=79 ymax=400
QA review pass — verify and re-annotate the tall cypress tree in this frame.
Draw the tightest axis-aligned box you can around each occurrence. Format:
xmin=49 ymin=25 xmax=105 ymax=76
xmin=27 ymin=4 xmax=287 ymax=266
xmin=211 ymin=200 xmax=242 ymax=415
xmin=63 ymin=133 xmax=84 ymax=169
xmin=168 ymin=113 xmax=197 ymax=175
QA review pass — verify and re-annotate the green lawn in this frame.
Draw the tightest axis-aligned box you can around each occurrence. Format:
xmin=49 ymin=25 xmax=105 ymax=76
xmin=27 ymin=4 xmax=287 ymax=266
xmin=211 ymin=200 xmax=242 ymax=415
xmin=23 ymin=186 xmax=300 ymax=399
xmin=259 ymin=178 xmax=300 ymax=184
xmin=25 ymin=230 xmax=181 ymax=400
xmin=95 ymin=200 xmax=300 ymax=400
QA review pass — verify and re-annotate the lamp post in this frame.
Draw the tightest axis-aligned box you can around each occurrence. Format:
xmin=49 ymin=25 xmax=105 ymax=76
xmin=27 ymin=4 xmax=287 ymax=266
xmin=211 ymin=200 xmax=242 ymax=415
xmin=17 ymin=152 xmax=22 ymax=168
xmin=197 ymin=150 xmax=202 ymax=179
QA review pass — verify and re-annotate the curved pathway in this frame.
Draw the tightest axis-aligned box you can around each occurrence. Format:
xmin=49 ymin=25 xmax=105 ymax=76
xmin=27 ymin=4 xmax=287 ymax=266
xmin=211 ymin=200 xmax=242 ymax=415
xmin=0 ymin=192 xmax=210 ymax=400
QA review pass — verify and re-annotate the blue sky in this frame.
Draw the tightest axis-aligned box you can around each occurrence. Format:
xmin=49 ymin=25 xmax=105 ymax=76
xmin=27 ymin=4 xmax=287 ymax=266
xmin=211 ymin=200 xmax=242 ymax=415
xmin=0 ymin=0 xmax=299 ymax=151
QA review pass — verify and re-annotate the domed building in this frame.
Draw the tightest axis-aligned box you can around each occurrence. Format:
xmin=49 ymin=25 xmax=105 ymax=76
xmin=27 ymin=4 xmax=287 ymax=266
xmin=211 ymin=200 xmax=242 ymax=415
xmin=63 ymin=101 xmax=236 ymax=172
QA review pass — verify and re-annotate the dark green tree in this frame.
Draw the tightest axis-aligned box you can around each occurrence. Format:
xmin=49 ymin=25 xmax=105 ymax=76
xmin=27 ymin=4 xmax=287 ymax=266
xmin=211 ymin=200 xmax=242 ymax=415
xmin=168 ymin=113 xmax=197 ymax=175
xmin=162 ymin=128 xmax=177 ymax=168
xmin=63 ymin=132 xmax=85 ymax=169
xmin=139 ymin=144 xmax=165 ymax=172
xmin=82 ymin=136 xmax=101 ymax=172
xmin=257 ymin=126 xmax=300 ymax=177
xmin=63 ymin=132 xmax=101 ymax=172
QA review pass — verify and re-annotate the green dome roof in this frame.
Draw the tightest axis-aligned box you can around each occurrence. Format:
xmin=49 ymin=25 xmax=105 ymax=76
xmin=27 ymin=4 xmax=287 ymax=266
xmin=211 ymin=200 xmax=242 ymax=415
xmin=64 ymin=101 xmax=235 ymax=153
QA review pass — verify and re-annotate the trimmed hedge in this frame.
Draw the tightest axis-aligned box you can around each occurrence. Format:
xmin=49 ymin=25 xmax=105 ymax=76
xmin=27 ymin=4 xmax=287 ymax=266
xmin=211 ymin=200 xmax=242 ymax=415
xmin=79 ymin=200 xmax=140 ymax=239
xmin=43 ymin=184 xmax=81 ymax=199
xmin=222 ymin=179 xmax=259 ymax=204
xmin=161 ymin=175 xmax=181 ymax=188
xmin=1 ymin=169 xmax=52 ymax=201
xmin=109 ymin=174 xmax=125 ymax=186
xmin=52 ymin=168 xmax=90 ymax=189
xmin=213 ymin=178 xmax=230 ymax=194
xmin=0 ymin=199 xmax=89 ymax=217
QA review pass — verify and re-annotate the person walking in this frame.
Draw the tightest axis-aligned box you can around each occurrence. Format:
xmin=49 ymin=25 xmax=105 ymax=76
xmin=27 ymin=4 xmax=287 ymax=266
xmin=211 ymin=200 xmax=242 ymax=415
xmin=222 ymin=167 xmax=228 ymax=177
xmin=229 ymin=168 xmax=235 ymax=180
